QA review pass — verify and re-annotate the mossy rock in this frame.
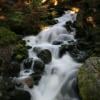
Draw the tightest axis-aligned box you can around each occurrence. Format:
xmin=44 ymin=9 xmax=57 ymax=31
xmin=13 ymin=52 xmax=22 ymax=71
xmin=37 ymin=49 xmax=52 ymax=64
xmin=78 ymin=57 xmax=100 ymax=100
xmin=15 ymin=54 xmax=24 ymax=62
xmin=13 ymin=43 xmax=28 ymax=62
xmin=0 ymin=27 xmax=17 ymax=46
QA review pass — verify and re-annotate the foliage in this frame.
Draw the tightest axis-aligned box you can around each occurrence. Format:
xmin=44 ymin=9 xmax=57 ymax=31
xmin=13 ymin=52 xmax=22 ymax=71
xmin=0 ymin=27 xmax=17 ymax=46
xmin=7 ymin=11 xmax=24 ymax=25
xmin=32 ymin=0 xmax=42 ymax=6
xmin=7 ymin=11 xmax=24 ymax=26
xmin=13 ymin=42 xmax=28 ymax=62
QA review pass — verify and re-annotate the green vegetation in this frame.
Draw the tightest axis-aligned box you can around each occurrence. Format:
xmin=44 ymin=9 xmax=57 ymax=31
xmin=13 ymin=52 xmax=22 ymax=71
xmin=78 ymin=57 xmax=100 ymax=100
xmin=7 ymin=11 xmax=24 ymax=25
xmin=32 ymin=0 xmax=42 ymax=6
xmin=13 ymin=42 xmax=28 ymax=62
xmin=0 ymin=27 xmax=17 ymax=46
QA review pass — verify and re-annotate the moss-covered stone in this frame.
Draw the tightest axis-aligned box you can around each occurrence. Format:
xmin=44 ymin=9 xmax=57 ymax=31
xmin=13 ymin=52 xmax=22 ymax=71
xmin=0 ymin=27 xmax=17 ymax=46
xmin=37 ymin=49 xmax=52 ymax=64
xmin=13 ymin=42 xmax=28 ymax=62
xmin=78 ymin=57 xmax=100 ymax=100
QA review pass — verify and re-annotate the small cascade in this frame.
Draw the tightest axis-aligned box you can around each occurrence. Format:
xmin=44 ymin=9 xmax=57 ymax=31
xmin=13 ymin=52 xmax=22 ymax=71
xmin=16 ymin=10 xmax=82 ymax=100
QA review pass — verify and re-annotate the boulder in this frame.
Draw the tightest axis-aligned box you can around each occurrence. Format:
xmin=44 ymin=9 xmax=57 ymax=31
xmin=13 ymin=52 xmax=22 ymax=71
xmin=64 ymin=21 xmax=73 ymax=32
xmin=26 ymin=45 xmax=32 ymax=49
xmin=71 ymin=51 xmax=88 ymax=62
xmin=69 ymin=46 xmax=88 ymax=62
xmin=23 ymin=77 xmax=34 ymax=88
xmin=32 ymin=73 xmax=42 ymax=85
xmin=16 ymin=76 xmax=34 ymax=88
xmin=59 ymin=44 xmax=69 ymax=57
xmin=37 ymin=49 xmax=52 ymax=64
xmin=23 ymin=58 xmax=33 ymax=69
xmin=33 ymin=59 xmax=45 ymax=74
xmin=33 ymin=47 xmax=41 ymax=54
xmin=78 ymin=57 xmax=100 ymax=100
xmin=52 ymin=40 xmax=63 ymax=45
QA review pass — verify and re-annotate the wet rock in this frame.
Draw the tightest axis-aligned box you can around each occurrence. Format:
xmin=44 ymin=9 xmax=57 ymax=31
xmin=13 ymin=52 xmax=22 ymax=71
xmin=37 ymin=49 xmax=52 ymax=64
xmin=69 ymin=47 xmax=88 ymax=62
xmin=52 ymin=40 xmax=63 ymax=45
xmin=23 ymin=77 xmax=34 ymax=88
xmin=78 ymin=57 xmax=100 ymax=100
xmin=72 ymin=51 xmax=88 ymax=62
xmin=64 ymin=21 xmax=73 ymax=32
xmin=33 ymin=59 xmax=45 ymax=74
xmin=33 ymin=47 xmax=41 ymax=54
xmin=68 ymin=40 xmax=76 ymax=44
xmin=32 ymin=73 xmax=42 ymax=85
xmin=23 ymin=58 xmax=33 ymax=69
xmin=16 ymin=76 xmax=34 ymax=88
xmin=59 ymin=44 xmax=69 ymax=57
xmin=51 ymin=67 xmax=58 ymax=74
xmin=26 ymin=45 xmax=32 ymax=49
xmin=15 ymin=82 xmax=23 ymax=88
xmin=72 ymin=21 xmax=77 ymax=28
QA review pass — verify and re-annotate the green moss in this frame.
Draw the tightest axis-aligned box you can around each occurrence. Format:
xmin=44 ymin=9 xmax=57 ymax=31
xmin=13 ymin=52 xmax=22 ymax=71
xmin=15 ymin=54 xmax=24 ymax=62
xmin=13 ymin=42 xmax=28 ymax=62
xmin=78 ymin=57 xmax=100 ymax=100
xmin=0 ymin=27 xmax=17 ymax=46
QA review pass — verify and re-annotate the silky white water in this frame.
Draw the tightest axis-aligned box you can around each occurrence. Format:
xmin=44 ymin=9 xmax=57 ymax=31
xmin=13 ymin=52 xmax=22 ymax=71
xmin=20 ymin=10 xmax=81 ymax=100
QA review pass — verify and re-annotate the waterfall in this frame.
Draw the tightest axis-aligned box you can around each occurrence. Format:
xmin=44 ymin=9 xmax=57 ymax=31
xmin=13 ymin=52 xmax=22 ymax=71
xmin=17 ymin=10 xmax=82 ymax=100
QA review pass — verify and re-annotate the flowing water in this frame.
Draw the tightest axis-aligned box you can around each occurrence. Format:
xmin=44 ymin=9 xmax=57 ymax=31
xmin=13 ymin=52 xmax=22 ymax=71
xmin=18 ymin=11 xmax=82 ymax=100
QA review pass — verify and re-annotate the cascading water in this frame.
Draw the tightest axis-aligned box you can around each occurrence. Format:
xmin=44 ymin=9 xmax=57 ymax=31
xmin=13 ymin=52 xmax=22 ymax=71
xmin=17 ymin=10 xmax=82 ymax=100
